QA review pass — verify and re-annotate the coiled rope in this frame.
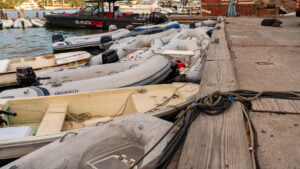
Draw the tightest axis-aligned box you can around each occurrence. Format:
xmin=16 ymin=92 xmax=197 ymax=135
xmin=130 ymin=90 xmax=300 ymax=169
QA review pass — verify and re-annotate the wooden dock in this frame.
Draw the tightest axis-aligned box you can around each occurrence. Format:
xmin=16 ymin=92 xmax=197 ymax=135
xmin=167 ymin=15 xmax=216 ymax=23
xmin=168 ymin=16 xmax=300 ymax=169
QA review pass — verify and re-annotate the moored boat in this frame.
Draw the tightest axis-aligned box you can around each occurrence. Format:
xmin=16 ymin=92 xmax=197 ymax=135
xmin=37 ymin=31 xmax=176 ymax=86
xmin=2 ymin=20 xmax=14 ymax=29
xmin=52 ymin=28 xmax=130 ymax=52
xmin=30 ymin=19 xmax=46 ymax=27
xmin=89 ymin=28 xmax=179 ymax=65
xmin=13 ymin=18 xmax=33 ymax=28
xmin=2 ymin=114 xmax=175 ymax=169
xmin=0 ymin=51 xmax=91 ymax=86
xmin=0 ymin=54 xmax=172 ymax=99
xmin=99 ymin=21 xmax=180 ymax=49
xmin=45 ymin=0 xmax=168 ymax=29
xmin=158 ymin=27 xmax=210 ymax=82
xmin=0 ymin=82 xmax=199 ymax=160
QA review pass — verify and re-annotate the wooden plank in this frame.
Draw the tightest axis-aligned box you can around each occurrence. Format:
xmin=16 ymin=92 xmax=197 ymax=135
xmin=260 ymin=98 xmax=280 ymax=112
xmin=0 ymin=59 xmax=10 ymax=73
xmin=252 ymin=99 xmax=300 ymax=114
xmin=36 ymin=103 xmax=68 ymax=136
xmin=251 ymin=99 xmax=264 ymax=110
xmin=177 ymin=17 xmax=253 ymax=169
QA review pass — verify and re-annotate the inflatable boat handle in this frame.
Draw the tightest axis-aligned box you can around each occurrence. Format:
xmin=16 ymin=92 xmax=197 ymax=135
xmin=0 ymin=110 xmax=17 ymax=116
xmin=59 ymin=131 xmax=78 ymax=142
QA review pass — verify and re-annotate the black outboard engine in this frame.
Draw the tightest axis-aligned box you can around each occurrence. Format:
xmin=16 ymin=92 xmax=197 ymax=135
xmin=102 ymin=50 xmax=119 ymax=64
xmin=16 ymin=66 xmax=39 ymax=87
xmin=149 ymin=12 xmax=169 ymax=24
xmin=52 ymin=34 xmax=64 ymax=43
xmin=99 ymin=35 xmax=113 ymax=49
xmin=16 ymin=66 xmax=51 ymax=87
xmin=190 ymin=22 xmax=196 ymax=29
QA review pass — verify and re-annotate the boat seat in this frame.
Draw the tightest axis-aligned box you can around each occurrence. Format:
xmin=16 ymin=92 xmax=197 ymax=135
xmin=0 ymin=59 xmax=11 ymax=73
xmin=36 ymin=103 xmax=68 ymax=136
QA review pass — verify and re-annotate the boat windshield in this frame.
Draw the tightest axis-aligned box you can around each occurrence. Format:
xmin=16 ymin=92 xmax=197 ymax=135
xmin=77 ymin=6 xmax=102 ymax=16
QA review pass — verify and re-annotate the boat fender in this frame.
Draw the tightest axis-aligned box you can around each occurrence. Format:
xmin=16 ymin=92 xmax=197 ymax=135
xmin=52 ymin=34 xmax=64 ymax=43
xmin=102 ymin=49 xmax=119 ymax=64
xmin=100 ymin=35 xmax=113 ymax=46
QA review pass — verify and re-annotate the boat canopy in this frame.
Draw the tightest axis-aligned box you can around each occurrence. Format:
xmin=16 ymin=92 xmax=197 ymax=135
xmin=82 ymin=0 xmax=117 ymax=17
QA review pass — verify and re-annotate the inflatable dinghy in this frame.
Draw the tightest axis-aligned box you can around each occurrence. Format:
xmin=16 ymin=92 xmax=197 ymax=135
xmin=31 ymin=19 xmax=46 ymax=27
xmin=1 ymin=20 xmax=13 ymax=29
xmin=13 ymin=18 xmax=33 ymax=28
xmin=0 ymin=51 xmax=91 ymax=86
xmin=52 ymin=29 xmax=130 ymax=52
xmin=159 ymin=28 xmax=210 ymax=82
xmin=2 ymin=114 xmax=175 ymax=169
xmin=0 ymin=83 xmax=199 ymax=160
xmin=37 ymin=32 xmax=175 ymax=85
xmin=0 ymin=54 xmax=171 ymax=98
xmin=89 ymin=29 xmax=180 ymax=65
xmin=99 ymin=21 xmax=181 ymax=49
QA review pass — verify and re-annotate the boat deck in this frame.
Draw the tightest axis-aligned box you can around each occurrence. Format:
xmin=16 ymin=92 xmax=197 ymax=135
xmin=168 ymin=16 xmax=300 ymax=169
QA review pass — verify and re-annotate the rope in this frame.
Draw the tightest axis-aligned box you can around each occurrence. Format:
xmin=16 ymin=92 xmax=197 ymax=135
xmin=130 ymin=90 xmax=300 ymax=169
xmin=115 ymin=89 xmax=148 ymax=116
xmin=65 ymin=112 xmax=92 ymax=122
xmin=145 ymin=84 xmax=188 ymax=113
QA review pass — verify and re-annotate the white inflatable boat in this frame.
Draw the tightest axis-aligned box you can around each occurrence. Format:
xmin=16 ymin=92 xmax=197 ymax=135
xmin=37 ymin=31 xmax=176 ymax=85
xmin=1 ymin=20 xmax=13 ymax=29
xmin=89 ymin=29 xmax=180 ymax=65
xmin=0 ymin=51 xmax=91 ymax=86
xmin=52 ymin=29 xmax=130 ymax=52
xmin=13 ymin=18 xmax=33 ymax=28
xmin=31 ymin=19 xmax=46 ymax=27
xmin=0 ymin=53 xmax=171 ymax=98
xmin=98 ymin=21 xmax=181 ymax=50
xmin=2 ymin=114 xmax=175 ymax=169
xmin=159 ymin=27 xmax=210 ymax=82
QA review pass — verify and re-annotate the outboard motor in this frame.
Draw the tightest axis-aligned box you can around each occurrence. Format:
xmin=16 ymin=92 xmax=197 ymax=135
xmin=16 ymin=66 xmax=39 ymax=87
xmin=149 ymin=12 xmax=168 ymax=24
xmin=190 ymin=22 xmax=196 ymax=29
xmin=16 ymin=66 xmax=50 ymax=87
xmin=102 ymin=49 xmax=119 ymax=64
xmin=52 ymin=34 xmax=64 ymax=43
xmin=99 ymin=35 xmax=113 ymax=49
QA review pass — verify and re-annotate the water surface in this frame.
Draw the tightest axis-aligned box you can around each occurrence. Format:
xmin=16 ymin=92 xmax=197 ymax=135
xmin=0 ymin=10 xmax=105 ymax=59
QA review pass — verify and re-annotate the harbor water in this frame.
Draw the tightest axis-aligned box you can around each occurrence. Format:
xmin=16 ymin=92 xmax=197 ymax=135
xmin=0 ymin=10 xmax=104 ymax=59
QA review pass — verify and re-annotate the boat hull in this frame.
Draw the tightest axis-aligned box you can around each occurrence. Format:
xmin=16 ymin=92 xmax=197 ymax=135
xmin=45 ymin=15 xmax=148 ymax=29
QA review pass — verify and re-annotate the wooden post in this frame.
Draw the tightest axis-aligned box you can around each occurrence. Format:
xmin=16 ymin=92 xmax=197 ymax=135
xmin=36 ymin=12 xmax=39 ymax=18
xmin=20 ymin=9 xmax=25 ymax=18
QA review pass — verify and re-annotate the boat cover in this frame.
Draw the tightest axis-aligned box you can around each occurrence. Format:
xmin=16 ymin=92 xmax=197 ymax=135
xmin=2 ymin=113 xmax=175 ymax=169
